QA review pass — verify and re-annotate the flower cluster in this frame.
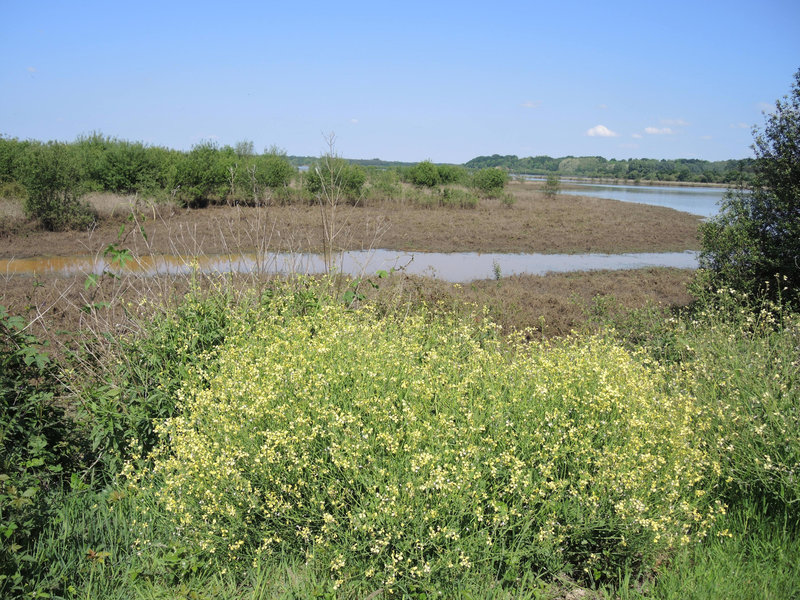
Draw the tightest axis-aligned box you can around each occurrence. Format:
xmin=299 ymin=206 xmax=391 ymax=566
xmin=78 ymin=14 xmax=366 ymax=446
xmin=146 ymin=295 xmax=720 ymax=589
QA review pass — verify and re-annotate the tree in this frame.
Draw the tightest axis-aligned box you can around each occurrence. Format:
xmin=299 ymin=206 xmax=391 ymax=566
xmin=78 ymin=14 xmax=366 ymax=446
xmin=471 ymin=167 xmax=507 ymax=196
xmin=20 ymin=142 xmax=95 ymax=231
xmin=543 ymin=174 xmax=561 ymax=198
xmin=697 ymin=68 xmax=800 ymax=303
xmin=407 ymin=160 xmax=440 ymax=187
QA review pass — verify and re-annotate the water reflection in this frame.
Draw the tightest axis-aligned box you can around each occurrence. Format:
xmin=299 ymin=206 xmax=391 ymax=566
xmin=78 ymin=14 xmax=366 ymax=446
xmin=1 ymin=249 xmax=699 ymax=283
xmin=560 ymin=182 xmax=726 ymax=217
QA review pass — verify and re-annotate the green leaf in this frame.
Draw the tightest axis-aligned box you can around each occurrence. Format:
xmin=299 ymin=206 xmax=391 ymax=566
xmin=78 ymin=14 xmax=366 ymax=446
xmin=84 ymin=273 xmax=100 ymax=290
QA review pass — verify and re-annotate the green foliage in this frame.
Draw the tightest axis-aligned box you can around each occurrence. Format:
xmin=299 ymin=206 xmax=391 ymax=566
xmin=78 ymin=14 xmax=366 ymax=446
xmin=19 ymin=141 xmax=96 ymax=231
xmin=0 ymin=136 xmax=35 ymax=185
xmin=665 ymin=288 xmax=799 ymax=517
xmin=437 ymin=186 xmax=479 ymax=208
xmin=366 ymin=167 xmax=402 ymax=200
xmin=77 ymin=282 xmax=237 ymax=477
xmin=698 ymin=69 xmax=800 ymax=304
xmin=174 ymin=141 xmax=232 ymax=207
xmin=305 ymin=156 xmax=366 ymax=203
xmin=465 ymin=153 xmax=754 ymax=184
xmin=407 ymin=160 xmax=441 ymax=187
xmin=436 ymin=164 xmax=466 ymax=185
xmin=472 ymin=167 xmax=507 ymax=196
xmin=260 ymin=148 xmax=295 ymax=191
xmin=143 ymin=290 xmax=719 ymax=593
xmin=543 ymin=174 xmax=560 ymax=198
xmin=0 ymin=305 xmax=81 ymax=597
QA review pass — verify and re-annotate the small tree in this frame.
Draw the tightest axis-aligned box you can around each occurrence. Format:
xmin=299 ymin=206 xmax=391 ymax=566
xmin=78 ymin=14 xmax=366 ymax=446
xmin=20 ymin=142 xmax=95 ymax=231
xmin=543 ymin=174 xmax=561 ymax=198
xmin=305 ymin=135 xmax=366 ymax=271
xmin=697 ymin=68 xmax=800 ymax=303
xmin=262 ymin=147 xmax=296 ymax=191
xmin=407 ymin=160 xmax=440 ymax=187
xmin=472 ymin=167 xmax=507 ymax=197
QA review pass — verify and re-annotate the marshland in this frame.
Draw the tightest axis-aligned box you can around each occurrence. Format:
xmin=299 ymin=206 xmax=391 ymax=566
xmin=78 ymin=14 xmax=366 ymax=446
xmin=1 ymin=132 xmax=798 ymax=599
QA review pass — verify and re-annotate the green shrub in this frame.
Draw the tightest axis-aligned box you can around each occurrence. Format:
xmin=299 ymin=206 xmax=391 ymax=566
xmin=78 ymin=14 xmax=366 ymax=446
xmin=19 ymin=142 xmax=96 ymax=231
xmin=438 ymin=186 xmax=479 ymax=208
xmin=698 ymin=69 xmax=800 ymax=304
xmin=142 ymin=291 xmax=720 ymax=593
xmin=472 ymin=167 xmax=508 ymax=197
xmin=174 ymin=141 xmax=232 ymax=207
xmin=366 ymin=168 xmax=402 ymax=201
xmin=0 ymin=305 xmax=81 ymax=596
xmin=407 ymin=160 xmax=441 ymax=187
xmin=305 ymin=157 xmax=366 ymax=203
xmin=661 ymin=288 xmax=800 ymax=517
xmin=543 ymin=174 xmax=561 ymax=198
xmin=77 ymin=282 xmax=238 ymax=477
xmin=437 ymin=164 xmax=467 ymax=185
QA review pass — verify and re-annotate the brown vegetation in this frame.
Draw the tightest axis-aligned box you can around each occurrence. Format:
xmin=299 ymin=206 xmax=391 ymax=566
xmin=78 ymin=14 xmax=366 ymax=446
xmin=0 ymin=181 xmax=700 ymax=259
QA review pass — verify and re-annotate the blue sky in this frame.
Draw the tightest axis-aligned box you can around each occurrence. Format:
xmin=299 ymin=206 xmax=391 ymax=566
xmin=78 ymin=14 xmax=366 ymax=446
xmin=2 ymin=0 xmax=798 ymax=163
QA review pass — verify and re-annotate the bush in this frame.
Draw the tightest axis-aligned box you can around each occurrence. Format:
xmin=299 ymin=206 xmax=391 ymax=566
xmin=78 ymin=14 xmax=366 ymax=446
xmin=0 ymin=305 xmax=81 ymax=596
xmin=174 ymin=141 xmax=232 ymax=207
xmin=143 ymin=291 xmax=720 ymax=593
xmin=472 ymin=167 xmax=508 ymax=197
xmin=19 ymin=142 xmax=96 ymax=231
xmin=698 ymin=69 xmax=800 ymax=304
xmin=438 ymin=186 xmax=479 ymax=208
xmin=78 ymin=282 xmax=237 ymax=476
xmin=407 ymin=160 xmax=440 ymax=187
xmin=261 ymin=150 xmax=295 ymax=191
xmin=657 ymin=288 xmax=800 ymax=517
xmin=366 ymin=168 xmax=402 ymax=201
xmin=437 ymin=164 xmax=467 ymax=185
xmin=543 ymin=174 xmax=561 ymax=198
xmin=304 ymin=157 xmax=366 ymax=203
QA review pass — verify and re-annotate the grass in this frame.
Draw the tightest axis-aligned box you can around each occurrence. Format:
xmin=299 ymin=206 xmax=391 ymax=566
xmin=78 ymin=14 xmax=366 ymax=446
xmin=615 ymin=501 xmax=800 ymax=600
xmin=3 ymin=274 xmax=798 ymax=598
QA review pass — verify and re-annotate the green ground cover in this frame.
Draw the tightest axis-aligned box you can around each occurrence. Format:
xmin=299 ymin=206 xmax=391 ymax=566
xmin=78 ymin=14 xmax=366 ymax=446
xmin=2 ymin=276 xmax=798 ymax=598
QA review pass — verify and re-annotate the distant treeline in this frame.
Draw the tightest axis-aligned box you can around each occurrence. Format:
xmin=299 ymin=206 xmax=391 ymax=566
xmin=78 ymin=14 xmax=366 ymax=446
xmin=465 ymin=154 xmax=755 ymax=184
xmin=286 ymin=155 xmax=417 ymax=169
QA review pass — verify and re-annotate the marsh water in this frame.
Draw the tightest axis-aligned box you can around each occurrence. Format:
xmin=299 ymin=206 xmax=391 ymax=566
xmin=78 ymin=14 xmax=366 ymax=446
xmin=1 ymin=249 xmax=699 ymax=283
xmin=558 ymin=181 xmax=726 ymax=217
xmin=2 ymin=183 xmax=711 ymax=282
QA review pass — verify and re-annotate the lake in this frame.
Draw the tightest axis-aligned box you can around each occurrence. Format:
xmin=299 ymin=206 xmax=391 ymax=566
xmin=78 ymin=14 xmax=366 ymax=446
xmin=558 ymin=182 xmax=727 ymax=217
xmin=1 ymin=249 xmax=699 ymax=283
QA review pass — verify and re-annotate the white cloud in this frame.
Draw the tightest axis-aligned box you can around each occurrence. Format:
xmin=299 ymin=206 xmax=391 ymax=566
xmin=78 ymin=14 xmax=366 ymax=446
xmin=586 ymin=124 xmax=618 ymax=137
xmin=757 ymin=102 xmax=773 ymax=112
xmin=26 ymin=66 xmax=36 ymax=73
xmin=661 ymin=118 xmax=689 ymax=126
xmin=631 ymin=133 xmax=643 ymax=139
xmin=597 ymin=104 xmax=608 ymax=110
xmin=645 ymin=127 xmax=674 ymax=135
xmin=521 ymin=100 xmax=541 ymax=109
xmin=350 ymin=118 xmax=359 ymax=124
xmin=730 ymin=122 xmax=750 ymax=129
xmin=700 ymin=135 xmax=713 ymax=140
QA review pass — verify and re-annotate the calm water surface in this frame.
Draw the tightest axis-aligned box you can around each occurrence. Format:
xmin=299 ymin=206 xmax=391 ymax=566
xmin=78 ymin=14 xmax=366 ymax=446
xmin=559 ymin=182 xmax=726 ymax=217
xmin=1 ymin=249 xmax=699 ymax=283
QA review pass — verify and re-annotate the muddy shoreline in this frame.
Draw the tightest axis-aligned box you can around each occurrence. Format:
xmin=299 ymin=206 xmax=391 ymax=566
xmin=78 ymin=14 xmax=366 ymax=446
xmin=0 ymin=184 xmax=701 ymax=260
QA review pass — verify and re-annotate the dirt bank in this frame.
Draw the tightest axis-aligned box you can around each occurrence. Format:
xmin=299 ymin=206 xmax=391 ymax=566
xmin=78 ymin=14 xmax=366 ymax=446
xmin=0 ymin=183 xmax=701 ymax=260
